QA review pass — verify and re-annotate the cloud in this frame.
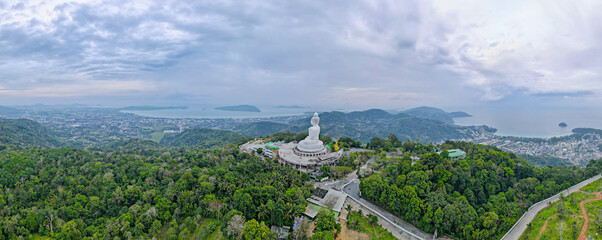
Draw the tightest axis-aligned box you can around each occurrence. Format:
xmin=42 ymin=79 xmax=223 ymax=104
xmin=0 ymin=0 xmax=600 ymax=107
xmin=0 ymin=79 xmax=155 ymax=97
xmin=417 ymin=0 xmax=602 ymax=100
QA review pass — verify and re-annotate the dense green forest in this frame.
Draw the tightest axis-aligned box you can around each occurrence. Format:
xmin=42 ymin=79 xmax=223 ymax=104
xmin=0 ymin=145 xmax=312 ymax=239
xmin=159 ymin=128 xmax=249 ymax=148
xmin=1 ymin=117 xmax=601 ymax=240
xmin=517 ymin=154 xmax=570 ymax=167
xmin=233 ymin=122 xmax=290 ymax=137
xmin=359 ymin=141 xmax=602 ymax=240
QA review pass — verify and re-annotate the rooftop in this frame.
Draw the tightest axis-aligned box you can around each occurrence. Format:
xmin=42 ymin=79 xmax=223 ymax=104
xmin=437 ymin=149 xmax=466 ymax=158
xmin=303 ymin=188 xmax=347 ymax=218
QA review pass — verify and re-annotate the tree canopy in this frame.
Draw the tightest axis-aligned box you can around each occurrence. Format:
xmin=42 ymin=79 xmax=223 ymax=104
xmin=359 ymin=141 xmax=602 ymax=239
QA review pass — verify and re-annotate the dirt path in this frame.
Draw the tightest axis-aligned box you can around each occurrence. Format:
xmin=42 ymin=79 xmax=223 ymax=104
xmin=577 ymin=192 xmax=602 ymax=240
xmin=535 ymin=213 xmax=558 ymax=240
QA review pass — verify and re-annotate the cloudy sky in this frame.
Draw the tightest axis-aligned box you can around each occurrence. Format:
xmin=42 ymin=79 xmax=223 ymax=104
xmin=0 ymin=0 xmax=601 ymax=108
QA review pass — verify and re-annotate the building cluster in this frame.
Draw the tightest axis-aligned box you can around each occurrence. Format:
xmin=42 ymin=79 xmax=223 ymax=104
xmin=472 ymin=133 xmax=602 ymax=166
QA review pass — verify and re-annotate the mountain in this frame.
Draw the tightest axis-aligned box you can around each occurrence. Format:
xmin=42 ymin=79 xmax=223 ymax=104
xmin=160 ymin=128 xmax=249 ymax=148
xmin=233 ymin=121 xmax=290 ymax=137
xmin=0 ymin=119 xmax=61 ymax=148
xmin=232 ymin=109 xmax=495 ymax=143
xmin=401 ymin=106 xmax=471 ymax=124
xmin=215 ymin=105 xmax=261 ymax=112
xmin=310 ymin=109 xmax=492 ymax=143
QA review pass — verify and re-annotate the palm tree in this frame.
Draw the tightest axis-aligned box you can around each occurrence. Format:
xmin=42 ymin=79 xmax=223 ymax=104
xmin=257 ymin=203 xmax=270 ymax=223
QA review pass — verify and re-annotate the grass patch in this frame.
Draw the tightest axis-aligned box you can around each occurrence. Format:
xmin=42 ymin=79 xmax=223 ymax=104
xmin=564 ymin=192 xmax=597 ymax=215
xmin=30 ymin=234 xmax=53 ymax=240
xmin=346 ymin=211 xmax=396 ymax=240
xmin=581 ymin=178 xmax=602 ymax=193
xmin=538 ymin=215 xmax=583 ymax=240
xmin=521 ymin=206 xmax=559 ymax=240
xmin=150 ymin=132 xmax=167 ymax=143
xmin=521 ymin=190 xmax=599 ymax=240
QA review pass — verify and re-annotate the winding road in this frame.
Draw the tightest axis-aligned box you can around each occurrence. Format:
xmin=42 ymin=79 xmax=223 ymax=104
xmin=319 ymin=160 xmax=433 ymax=240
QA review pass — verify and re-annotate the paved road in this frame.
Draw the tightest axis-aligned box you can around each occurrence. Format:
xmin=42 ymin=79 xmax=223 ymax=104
xmin=316 ymin=159 xmax=433 ymax=240
xmin=342 ymin=180 xmax=433 ymax=240
xmin=501 ymin=174 xmax=602 ymax=240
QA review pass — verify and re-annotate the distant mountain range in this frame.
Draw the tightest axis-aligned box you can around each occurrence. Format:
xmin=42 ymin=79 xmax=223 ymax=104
xmin=401 ymin=106 xmax=471 ymax=124
xmin=215 ymin=105 xmax=261 ymax=112
xmin=232 ymin=108 xmax=493 ymax=143
xmin=0 ymin=119 xmax=61 ymax=148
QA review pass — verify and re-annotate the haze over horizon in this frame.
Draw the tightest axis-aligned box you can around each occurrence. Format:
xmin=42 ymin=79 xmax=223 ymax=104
xmin=1 ymin=0 xmax=601 ymax=110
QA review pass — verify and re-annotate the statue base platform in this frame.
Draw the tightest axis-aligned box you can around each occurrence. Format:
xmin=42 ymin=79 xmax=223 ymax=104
xmin=293 ymin=145 xmax=328 ymax=157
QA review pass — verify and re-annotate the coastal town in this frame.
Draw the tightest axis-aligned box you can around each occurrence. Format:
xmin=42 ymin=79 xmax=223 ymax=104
xmin=471 ymin=132 xmax=602 ymax=167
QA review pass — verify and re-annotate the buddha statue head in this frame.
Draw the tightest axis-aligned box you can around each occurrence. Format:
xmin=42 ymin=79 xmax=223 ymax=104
xmin=311 ymin=112 xmax=320 ymax=126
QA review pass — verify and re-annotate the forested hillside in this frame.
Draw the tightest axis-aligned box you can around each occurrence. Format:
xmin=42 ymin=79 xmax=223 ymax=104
xmin=0 ymin=119 xmax=62 ymax=148
xmin=0 ymin=146 xmax=312 ymax=239
xmin=242 ymin=109 xmax=495 ymax=143
xmin=311 ymin=110 xmax=493 ymax=143
xmin=517 ymin=154 xmax=570 ymax=167
xmin=359 ymin=141 xmax=602 ymax=240
xmin=401 ymin=106 xmax=470 ymax=124
xmin=233 ymin=121 xmax=289 ymax=137
xmin=160 ymin=128 xmax=249 ymax=148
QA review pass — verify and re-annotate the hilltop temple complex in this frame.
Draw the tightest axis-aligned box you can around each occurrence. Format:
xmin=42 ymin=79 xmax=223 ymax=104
xmin=240 ymin=112 xmax=342 ymax=173
xmin=277 ymin=112 xmax=343 ymax=172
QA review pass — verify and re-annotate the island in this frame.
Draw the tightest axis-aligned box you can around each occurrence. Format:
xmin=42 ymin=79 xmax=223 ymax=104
xmin=401 ymin=106 xmax=472 ymax=124
xmin=215 ymin=105 xmax=261 ymax=112
xmin=558 ymin=122 xmax=568 ymax=128
xmin=449 ymin=111 xmax=472 ymax=118
xmin=121 ymin=106 xmax=188 ymax=111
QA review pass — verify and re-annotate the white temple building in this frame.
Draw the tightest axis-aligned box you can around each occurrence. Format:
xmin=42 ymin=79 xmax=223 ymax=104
xmin=278 ymin=112 xmax=343 ymax=172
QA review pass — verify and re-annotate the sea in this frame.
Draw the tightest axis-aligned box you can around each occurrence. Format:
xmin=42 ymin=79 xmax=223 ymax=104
xmin=121 ymin=105 xmax=320 ymax=119
xmin=453 ymin=107 xmax=602 ymax=138
xmin=123 ymin=105 xmax=602 ymax=138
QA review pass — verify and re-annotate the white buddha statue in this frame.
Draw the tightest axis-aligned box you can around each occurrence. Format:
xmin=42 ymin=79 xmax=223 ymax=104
xmin=297 ymin=112 xmax=325 ymax=152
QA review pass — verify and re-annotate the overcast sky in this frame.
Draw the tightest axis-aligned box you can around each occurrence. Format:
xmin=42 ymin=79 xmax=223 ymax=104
xmin=0 ymin=0 xmax=601 ymax=109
